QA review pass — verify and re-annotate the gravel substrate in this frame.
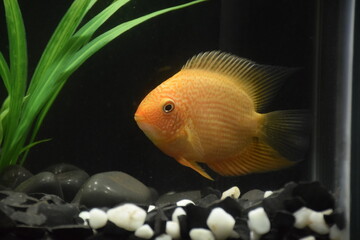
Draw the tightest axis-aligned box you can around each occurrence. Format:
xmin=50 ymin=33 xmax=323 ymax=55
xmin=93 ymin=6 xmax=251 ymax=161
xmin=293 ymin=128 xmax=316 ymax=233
xmin=0 ymin=164 xmax=345 ymax=240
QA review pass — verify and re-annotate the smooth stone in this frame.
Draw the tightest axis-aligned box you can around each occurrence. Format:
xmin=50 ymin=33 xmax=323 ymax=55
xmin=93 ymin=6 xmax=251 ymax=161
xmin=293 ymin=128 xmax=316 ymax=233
xmin=247 ymin=207 xmax=271 ymax=235
xmin=15 ymin=172 xmax=64 ymax=199
xmin=134 ymin=224 xmax=154 ymax=239
xmin=197 ymin=194 xmax=220 ymax=208
xmin=200 ymin=187 xmax=222 ymax=199
xmin=72 ymin=171 xmax=156 ymax=208
xmin=206 ymin=207 xmax=235 ymax=240
xmin=0 ymin=165 xmax=33 ymax=189
xmin=240 ymin=189 xmax=264 ymax=202
xmin=156 ymin=191 xmax=201 ymax=207
xmin=89 ymin=208 xmax=108 ymax=229
xmin=55 ymin=169 xmax=89 ymax=202
xmin=45 ymin=163 xmax=80 ymax=175
xmin=189 ymin=228 xmax=215 ymax=240
xmin=107 ymin=203 xmax=147 ymax=231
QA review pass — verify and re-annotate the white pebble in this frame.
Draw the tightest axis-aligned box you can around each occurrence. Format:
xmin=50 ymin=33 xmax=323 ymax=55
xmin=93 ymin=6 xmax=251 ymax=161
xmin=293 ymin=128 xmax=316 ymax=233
xmin=207 ymin=207 xmax=235 ymax=240
xmin=88 ymin=208 xmax=108 ymax=229
xmin=135 ymin=224 xmax=154 ymax=239
xmin=308 ymin=211 xmax=330 ymax=234
xmin=172 ymin=207 xmax=186 ymax=223
xmin=293 ymin=207 xmax=312 ymax=229
xmin=148 ymin=205 xmax=156 ymax=212
xmin=299 ymin=236 xmax=315 ymax=240
xmin=221 ymin=186 xmax=241 ymax=200
xmin=176 ymin=199 xmax=195 ymax=206
xmin=330 ymin=224 xmax=343 ymax=240
xmin=166 ymin=221 xmax=181 ymax=239
xmin=189 ymin=228 xmax=215 ymax=240
xmin=248 ymin=207 xmax=271 ymax=235
xmin=79 ymin=211 xmax=90 ymax=225
xmin=264 ymin=191 xmax=273 ymax=198
xmin=155 ymin=234 xmax=172 ymax=240
xmin=107 ymin=203 xmax=147 ymax=231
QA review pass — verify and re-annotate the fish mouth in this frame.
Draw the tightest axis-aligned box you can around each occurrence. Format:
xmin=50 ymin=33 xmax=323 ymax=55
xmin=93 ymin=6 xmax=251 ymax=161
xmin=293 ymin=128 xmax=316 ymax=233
xmin=134 ymin=114 xmax=146 ymax=123
xmin=134 ymin=114 xmax=162 ymax=141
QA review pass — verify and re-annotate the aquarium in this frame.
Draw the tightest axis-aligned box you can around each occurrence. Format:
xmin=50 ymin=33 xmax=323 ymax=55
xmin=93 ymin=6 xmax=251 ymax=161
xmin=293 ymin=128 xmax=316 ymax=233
xmin=0 ymin=0 xmax=357 ymax=239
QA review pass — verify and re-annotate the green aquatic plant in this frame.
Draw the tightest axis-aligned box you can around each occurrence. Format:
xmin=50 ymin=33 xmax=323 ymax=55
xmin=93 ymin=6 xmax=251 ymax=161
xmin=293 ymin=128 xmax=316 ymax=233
xmin=0 ymin=0 xmax=206 ymax=171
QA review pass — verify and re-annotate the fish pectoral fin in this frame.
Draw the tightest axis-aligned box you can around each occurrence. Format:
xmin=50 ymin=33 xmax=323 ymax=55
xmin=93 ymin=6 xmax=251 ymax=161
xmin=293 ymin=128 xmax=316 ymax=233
xmin=177 ymin=157 xmax=214 ymax=180
xmin=207 ymin=140 xmax=295 ymax=176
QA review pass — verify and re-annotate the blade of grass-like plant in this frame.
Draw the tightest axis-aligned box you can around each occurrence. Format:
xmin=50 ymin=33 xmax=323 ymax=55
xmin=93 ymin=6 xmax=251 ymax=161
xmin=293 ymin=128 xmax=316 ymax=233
xmin=27 ymin=0 xmax=96 ymax=94
xmin=2 ymin=0 xmax=28 ymax=166
xmin=21 ymin=0 xmax=207 ymax=160
xmin=0 ymin=52 xmax=11 ymax=92
xmin=19 ymin=1 xmax=130 ymax=164
xmin=65 ymin=0 xmax=207 ymax=75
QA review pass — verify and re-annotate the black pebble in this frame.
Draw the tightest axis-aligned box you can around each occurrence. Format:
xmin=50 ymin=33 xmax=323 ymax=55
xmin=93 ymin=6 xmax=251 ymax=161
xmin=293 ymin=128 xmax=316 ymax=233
xmin=283 ymin=196 xmax=306 ymax=212
xmin=36 ymin=202 xmax=80 ymax=226
xmin=15 ymin=172 xmax=64 ymax=199
xmin=232 ymin=218 xmax=250 ymax=240
xmin=0 ymin=206 xmax=16 ymax=229
xmin=50 ymin=224 xmax=93 ymax=240
xmin=45 ymin=163 xmax=80 ymax=175
xmin=272 ymin=210 xmax=295 ymax=228
xmin=10 ymin=211 xmax=46 ymax=226
xmin=0 ymin=165 xmax=33 ymax=189
xmin=72 ymin=171 xmax=156 ymax=208
xmin=240 ymin=189 xmax=264 ymax=202
xmin=293 ymin=181 xmax=335 ymax=211
xmin=156 ymin=190 xmax=201 ymax=207
xmin=185 ymin=204 xmax=210 ymax=229
xmin=56 ymin=169 xmax=89 ymax=202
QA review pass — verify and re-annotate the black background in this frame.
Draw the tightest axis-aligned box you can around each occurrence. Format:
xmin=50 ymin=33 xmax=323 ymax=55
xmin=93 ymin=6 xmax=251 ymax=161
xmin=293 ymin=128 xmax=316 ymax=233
xmin=0 ymin=0 xmax=315 ymax=194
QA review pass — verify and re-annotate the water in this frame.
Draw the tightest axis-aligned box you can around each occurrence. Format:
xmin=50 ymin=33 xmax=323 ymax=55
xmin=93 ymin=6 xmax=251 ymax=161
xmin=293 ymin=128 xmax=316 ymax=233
xmin=0 ymin=0 xmax=356 ymax=238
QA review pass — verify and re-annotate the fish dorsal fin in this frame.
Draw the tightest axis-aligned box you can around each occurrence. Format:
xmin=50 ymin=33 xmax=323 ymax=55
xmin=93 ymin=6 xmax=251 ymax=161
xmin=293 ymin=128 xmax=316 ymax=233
xmin=182 ymin=51 xmax=294 ymax=112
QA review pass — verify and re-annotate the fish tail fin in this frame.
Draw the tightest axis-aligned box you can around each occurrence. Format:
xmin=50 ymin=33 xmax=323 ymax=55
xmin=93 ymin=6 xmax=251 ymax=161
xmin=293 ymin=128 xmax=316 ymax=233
xmin=206 ymin=110 xmax=310 ymax=177
xmin=260 ymin=110 xmax=311 ymax=162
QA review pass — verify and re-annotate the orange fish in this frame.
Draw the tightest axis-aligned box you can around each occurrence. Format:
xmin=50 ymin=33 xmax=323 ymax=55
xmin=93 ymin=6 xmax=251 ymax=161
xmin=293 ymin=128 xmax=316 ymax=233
xmin=134 ymin=51 xmax=308 ymax=180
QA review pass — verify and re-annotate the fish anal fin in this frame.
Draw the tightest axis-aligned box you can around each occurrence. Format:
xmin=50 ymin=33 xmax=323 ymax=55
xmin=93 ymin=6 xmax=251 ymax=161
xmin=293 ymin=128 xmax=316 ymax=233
xmin=177 ymin=157 xmax=214 ymax=180
xmin=207 ymin=141 xmax=295 ymax=176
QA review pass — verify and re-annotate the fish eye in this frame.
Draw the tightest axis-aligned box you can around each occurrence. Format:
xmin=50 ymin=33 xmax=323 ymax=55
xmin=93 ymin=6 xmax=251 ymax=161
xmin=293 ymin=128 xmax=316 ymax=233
xmin=163 ymin=100 xmax=175 ymax=113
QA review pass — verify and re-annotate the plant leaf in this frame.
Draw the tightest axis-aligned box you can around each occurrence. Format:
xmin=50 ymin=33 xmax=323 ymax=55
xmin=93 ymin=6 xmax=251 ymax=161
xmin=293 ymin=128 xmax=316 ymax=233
xmin=20 ymin=138 xmax=52 ymax=155
xmin=64 ymin=0 xmax=207 ymax=75
xmin=27 ymin=0 xmax=96 ymax=94
xmin=0 ymin=52 xmax=11 ymax=93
